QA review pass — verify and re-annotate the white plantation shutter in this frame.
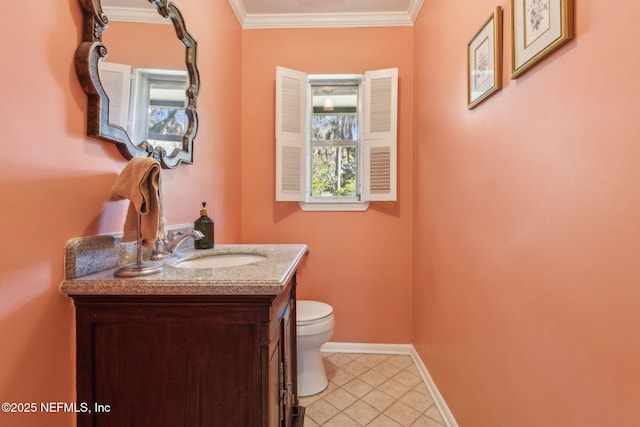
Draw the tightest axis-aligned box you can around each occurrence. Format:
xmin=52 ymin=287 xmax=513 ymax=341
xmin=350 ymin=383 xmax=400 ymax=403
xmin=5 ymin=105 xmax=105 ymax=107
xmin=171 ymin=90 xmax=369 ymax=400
xmin=276 ymin=66 xmax=307 ymax=201
xmin=362 ymin=68 xmax=398 ymax=201
xmin=97 ymin=62 xmax=132 ymax=130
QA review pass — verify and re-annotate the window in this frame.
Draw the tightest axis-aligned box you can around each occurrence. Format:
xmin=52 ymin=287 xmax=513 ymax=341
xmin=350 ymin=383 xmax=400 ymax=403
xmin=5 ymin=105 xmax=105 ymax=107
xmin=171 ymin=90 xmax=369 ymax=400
xmin=310 ymin=76 xmax=360 ymax=199
xmin=130 ymin=69 xmax=188 ymax=155
xmin=97 ymin=62 xmax=188 ymax=154
xmin=276 ymin=67 xmax=398 ymax=211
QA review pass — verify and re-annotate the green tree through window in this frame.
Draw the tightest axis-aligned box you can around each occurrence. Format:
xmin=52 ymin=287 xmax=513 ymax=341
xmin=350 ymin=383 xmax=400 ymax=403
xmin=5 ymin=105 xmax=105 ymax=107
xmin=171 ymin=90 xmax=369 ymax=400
xmin=310 ymin=83 xmax=359 ymax=198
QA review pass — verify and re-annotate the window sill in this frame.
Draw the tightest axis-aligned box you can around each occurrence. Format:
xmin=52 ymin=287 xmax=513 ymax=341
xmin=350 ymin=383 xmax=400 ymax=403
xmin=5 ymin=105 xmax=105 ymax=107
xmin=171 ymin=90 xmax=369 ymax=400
xmin=298 ymin=201 xmax=370 ymax=212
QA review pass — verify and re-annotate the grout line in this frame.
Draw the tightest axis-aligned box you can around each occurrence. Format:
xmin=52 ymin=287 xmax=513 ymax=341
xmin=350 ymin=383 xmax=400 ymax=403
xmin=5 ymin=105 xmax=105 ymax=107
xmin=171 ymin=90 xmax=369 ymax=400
xmin=303 ymin=344 xmax=457 ymax=426
xmin=317 ymin=342 xmax=458 ymax=427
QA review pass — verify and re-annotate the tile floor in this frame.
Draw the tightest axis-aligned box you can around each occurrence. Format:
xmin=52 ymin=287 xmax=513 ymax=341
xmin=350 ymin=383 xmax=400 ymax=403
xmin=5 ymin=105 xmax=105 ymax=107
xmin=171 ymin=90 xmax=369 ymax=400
xmin=299 ymin=353 xmax=446 ymax=427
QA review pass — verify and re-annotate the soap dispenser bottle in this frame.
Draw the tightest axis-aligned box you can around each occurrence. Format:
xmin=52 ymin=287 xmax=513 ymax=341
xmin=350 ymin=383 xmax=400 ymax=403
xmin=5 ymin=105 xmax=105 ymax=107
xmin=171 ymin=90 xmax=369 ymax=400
xmin=194 ymin=202 xmax=214 ymax=249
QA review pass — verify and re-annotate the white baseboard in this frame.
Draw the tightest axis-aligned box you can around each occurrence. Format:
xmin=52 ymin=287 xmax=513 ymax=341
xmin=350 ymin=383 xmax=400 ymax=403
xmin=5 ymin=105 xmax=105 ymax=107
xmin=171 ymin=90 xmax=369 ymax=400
xmin=408 ymin=346 xmax=459 ymax=427
xmin=321 ymin=342 xmax=458 ymax=427
xmin=321 ymin=342 xmax=413 ymax=355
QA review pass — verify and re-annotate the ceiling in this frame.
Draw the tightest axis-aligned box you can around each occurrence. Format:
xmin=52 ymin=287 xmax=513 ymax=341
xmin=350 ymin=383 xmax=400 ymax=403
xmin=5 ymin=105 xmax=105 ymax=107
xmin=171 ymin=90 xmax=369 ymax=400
xmin=230 ymin=0 xmax=424 ymax=28
xmin=102 ymin=0 xmax=424 ymax=28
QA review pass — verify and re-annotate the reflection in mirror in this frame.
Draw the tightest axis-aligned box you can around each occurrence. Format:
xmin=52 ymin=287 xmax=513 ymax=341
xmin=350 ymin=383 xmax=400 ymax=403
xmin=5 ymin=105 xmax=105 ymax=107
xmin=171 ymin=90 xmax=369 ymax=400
xmin=98 ymin=64 xmax=188 ymax=156
xmin=133 ymin=68 xmax=188 ymax=155
xmin=75 ymin=0 xmax=199 ymax=168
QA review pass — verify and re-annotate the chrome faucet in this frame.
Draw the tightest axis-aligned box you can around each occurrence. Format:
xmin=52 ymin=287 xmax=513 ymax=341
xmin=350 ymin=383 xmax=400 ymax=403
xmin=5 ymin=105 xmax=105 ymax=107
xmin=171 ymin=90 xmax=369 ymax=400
xmin=151 ymin=230 xmax=205 ymax=260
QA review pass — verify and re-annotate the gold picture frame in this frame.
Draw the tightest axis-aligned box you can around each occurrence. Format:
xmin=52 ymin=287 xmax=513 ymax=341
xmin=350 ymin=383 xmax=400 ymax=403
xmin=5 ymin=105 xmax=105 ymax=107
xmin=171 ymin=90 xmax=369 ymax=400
xmin=511 ymin=0 xmax=574 ymax=79
xmin=468 ymin=7 xmax=503 ymax=109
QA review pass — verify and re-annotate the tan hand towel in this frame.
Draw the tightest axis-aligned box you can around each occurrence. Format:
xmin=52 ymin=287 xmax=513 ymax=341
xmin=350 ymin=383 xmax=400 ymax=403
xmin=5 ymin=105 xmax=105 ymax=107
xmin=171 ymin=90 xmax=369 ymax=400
xmin=111 ymin=158 xmax=166 ymax=248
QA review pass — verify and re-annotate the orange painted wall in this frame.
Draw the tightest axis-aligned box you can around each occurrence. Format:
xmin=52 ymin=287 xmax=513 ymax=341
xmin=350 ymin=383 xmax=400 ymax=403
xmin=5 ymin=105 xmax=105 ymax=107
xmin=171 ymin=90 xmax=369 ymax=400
xmin=240 ymin=28 xmax=414 ymax=343
xmin=413 ymin=1 xmax=640 ymax=426
xmin=0 ymin=1 xmax=241 ymax=426
xmin=104 ymin=21 xmax=185 ymax=70
xmin=7 ymin=0 xmax=638 ymax=425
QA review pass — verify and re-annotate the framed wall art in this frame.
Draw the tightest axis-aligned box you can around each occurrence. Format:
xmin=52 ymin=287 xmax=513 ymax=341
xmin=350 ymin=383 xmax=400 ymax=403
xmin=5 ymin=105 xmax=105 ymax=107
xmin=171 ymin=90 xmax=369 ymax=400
xmin=467 ymin=7 xmax=503 ymax=109
xmin=511 ymin=0 xmax=574 ymax=78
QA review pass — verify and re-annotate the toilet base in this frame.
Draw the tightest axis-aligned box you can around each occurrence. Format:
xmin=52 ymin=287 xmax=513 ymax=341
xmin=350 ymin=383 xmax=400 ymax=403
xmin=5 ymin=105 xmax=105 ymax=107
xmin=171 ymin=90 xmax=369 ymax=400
xmin=297 ymin=347 xmax=328 ymax=397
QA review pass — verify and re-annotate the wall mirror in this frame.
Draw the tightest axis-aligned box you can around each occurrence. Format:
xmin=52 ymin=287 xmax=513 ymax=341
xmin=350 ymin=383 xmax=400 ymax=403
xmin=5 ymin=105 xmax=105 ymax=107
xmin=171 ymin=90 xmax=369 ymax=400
xmin=75 ymin=0 xmax=200 ymax=168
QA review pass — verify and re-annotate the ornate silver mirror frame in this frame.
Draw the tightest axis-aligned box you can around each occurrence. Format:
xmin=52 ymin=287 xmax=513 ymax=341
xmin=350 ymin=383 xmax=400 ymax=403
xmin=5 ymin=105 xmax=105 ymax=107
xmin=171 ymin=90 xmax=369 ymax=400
xmin=75 ymin=0 xmax=200 ymax=168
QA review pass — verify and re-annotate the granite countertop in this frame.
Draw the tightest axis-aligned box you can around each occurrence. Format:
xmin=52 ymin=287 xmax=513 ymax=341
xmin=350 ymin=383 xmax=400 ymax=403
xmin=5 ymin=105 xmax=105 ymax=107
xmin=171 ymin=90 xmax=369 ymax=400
xmin=60 ymin=244 xmax=308 ymax=296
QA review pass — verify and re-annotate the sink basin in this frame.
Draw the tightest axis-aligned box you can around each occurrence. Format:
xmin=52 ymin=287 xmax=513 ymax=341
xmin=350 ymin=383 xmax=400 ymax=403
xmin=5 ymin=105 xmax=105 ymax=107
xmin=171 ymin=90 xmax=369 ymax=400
xmin=175 ymin=254 xmax=266 ymax=269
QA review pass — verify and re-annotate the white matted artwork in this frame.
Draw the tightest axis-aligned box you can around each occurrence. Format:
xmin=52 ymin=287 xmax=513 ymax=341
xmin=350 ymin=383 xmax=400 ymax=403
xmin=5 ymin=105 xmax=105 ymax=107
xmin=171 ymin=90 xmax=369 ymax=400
xmin=467 ymin=7 xmax=503 ymax=109
xmin=511 ymin=0 xmax=574 ymax=78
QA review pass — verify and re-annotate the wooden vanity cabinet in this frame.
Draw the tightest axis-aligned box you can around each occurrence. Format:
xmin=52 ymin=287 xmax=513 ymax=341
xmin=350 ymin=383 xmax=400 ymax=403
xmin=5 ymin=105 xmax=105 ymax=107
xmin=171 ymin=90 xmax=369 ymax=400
xmin=71 ymin=275 xmax=304 ymax=427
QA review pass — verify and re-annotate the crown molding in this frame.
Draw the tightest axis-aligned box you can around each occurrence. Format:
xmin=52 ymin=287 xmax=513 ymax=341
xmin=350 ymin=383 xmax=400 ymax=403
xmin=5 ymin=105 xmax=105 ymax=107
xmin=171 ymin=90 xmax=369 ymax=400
xmin=228 ymin=0 xmax=424 ymax=29
xmin=407 ymin=0 xmax=425 ymax=24
xmin=102 ymin=6 xmax=169 ymax=24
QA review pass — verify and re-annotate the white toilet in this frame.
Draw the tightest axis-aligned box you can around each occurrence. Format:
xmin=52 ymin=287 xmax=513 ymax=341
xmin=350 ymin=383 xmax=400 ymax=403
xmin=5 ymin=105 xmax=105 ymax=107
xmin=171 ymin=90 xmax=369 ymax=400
xmin=296 ymin=300 xmax=335 ymax=397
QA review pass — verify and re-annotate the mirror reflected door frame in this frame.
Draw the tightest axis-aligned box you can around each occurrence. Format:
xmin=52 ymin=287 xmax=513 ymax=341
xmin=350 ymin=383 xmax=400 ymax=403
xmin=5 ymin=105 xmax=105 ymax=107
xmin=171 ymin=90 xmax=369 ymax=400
xmin=75 ymin=0 xmax=200 ymax=169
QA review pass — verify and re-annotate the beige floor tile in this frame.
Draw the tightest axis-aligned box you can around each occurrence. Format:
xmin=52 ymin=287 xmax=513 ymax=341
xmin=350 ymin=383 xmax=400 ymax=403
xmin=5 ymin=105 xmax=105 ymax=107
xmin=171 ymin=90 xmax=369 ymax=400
xmin=411 ymin=382 xmax=430 ymax=396
xmin=384 ymin=401 xmax=422 ymax=426
xmin=323 ymin=412 xmax=361 ymax=427
xmin=399 ymin=390 xmax=433 ymax=413
xmin=299 ymin=393 xmax=321 ymax=407
xmin=368 ymin=413 xmax=403 ymax=427
xmin=342 ymin=400 xmax=380 ymax=425
xmin=317 ymin=380 xmax=339 ymax=397
xmin=343 ymin=360 xmax=371 ymax=377
xmin=304 ymin=416 xmax=320 ymax=427
xmin=393 ymin=370 xmax=423 ymax=388
xmin=326 ymin=353 xmax=354 ymax=367
xmin=387 ymin=355 xmax=414 ymax=368
xmin=361 ymin=389 xmax=396 ymax=411
xmin=327 ymin=367 xmax=355 ymax=386
xmin=375 ymin=360 xmax=406 ymax=378
xmin=324 ymin=387 xmax=358 ymax=411
xmin=354 ymin=353 xmax=387 ymax=368
xmin=424 ymin=405 xmax=445 ymax=424
xmin=402 ymin=364 xmax=421 ymax=376
xmin=302 ymin=353 xmax=447 ymax=427
xmin=359 ymin=369 xmax=389 ymax=387
xmin=411 ymin=414 xmax=445 ymax=427
xmin=323 ymin=358 xmax=340 ymax=373
xmin=378 ymin=378 xmax=410 ymax=399
xmin=306 ymin=399 xmax=340 ymax=425
xmin=342 ymin=378 xmax=375 ymax=398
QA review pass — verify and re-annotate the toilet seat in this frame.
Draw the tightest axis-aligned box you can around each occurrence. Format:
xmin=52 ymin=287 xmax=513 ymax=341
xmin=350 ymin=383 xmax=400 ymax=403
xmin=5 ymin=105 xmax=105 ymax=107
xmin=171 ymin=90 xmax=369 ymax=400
xmin=297 ymin=300 xmax=333 ymax=326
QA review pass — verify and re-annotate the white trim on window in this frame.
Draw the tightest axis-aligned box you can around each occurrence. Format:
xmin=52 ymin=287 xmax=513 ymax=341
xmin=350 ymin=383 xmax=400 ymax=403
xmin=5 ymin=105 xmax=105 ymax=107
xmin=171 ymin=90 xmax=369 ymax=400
xmin=275 ymin=66 xmax=398 ymax=211
xmin=299 ymin=201 xmax=370 ymax=212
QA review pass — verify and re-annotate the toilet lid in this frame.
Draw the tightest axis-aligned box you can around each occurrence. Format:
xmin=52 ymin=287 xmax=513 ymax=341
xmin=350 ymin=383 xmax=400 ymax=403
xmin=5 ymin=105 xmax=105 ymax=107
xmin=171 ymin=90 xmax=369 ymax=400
xmin=297 ymin=300 xmax=333 ymax=324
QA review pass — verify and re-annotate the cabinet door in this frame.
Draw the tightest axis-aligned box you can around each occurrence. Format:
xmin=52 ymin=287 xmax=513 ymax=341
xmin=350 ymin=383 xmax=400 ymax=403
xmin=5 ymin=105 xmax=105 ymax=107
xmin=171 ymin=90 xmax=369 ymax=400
xmin=269 ymin=341 xmax=282 ymax=427
xmin=76 ymin=304 xmax=263 ymax=427
xmin=268 ymin=299 xmax=296 ymax=427
xmin=282 ymin=302 xmax=294 ymax=424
